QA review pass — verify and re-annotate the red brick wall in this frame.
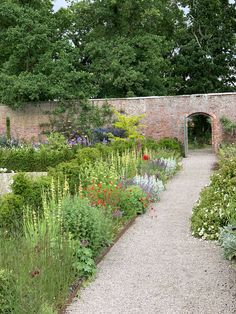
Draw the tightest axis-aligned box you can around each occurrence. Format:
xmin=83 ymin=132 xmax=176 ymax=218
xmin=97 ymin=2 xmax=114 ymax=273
xmin=93 ymin=93 xmax=236 ymax=150
xmin=0 ymin=102 xmax=55 ymax=141
xmin=0 ymin=93 xmax=235 ymax=149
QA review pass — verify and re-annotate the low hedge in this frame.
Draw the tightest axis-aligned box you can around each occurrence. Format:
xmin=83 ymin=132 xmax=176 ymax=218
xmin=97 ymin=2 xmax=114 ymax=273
xmin=0 ymin=137 xmax=183 ymax=173
xmin=0 ymin=147 xmax=76 ymax=172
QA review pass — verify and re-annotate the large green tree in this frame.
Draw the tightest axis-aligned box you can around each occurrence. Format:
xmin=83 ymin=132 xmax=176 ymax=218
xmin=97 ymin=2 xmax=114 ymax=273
xmin=68 ymin=0 xmax=183 ymax=98
xmin=0 ymin=0 xmax=95 ymax=108
xmin=0 ymin=0 xmax=234 ymax=108
xmin=173 ymin=0 xmax=236 ymax=94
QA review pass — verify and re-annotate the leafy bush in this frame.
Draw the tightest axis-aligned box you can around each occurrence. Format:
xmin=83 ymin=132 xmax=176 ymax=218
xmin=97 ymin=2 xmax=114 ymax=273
xmin=109 ymin=140 xmax=136 ymax=154
xmin=119 ymin=185 xmax=150 ymax=216
xmin=0 ymin=268 xmax=16 ymax=314
xmin=62 ymin=195 xmax=113 ymax=255
xmin=72 ymin=246 xmax=96 ymax=277
xmin=0 ymin=146 xmax=75 ymax=172
xmin=0 ymin=194 xmax=24 ymax=233
xmin=112 ymin=111 xmax=145 ymax=140
xmin=219 ymin=226 xmax=236 ymax=260
xmin=12 ymin=173 xmax=51 ymax=210
xmin=94 ymin=143 xmax=113 ymax=157
xmin=191 ymin=153 xmax=236 ymax=240
xmin=143 ymin=137 xmax=183 ymax=156
xmin=76 ymin=147 xmax=101 ymax=165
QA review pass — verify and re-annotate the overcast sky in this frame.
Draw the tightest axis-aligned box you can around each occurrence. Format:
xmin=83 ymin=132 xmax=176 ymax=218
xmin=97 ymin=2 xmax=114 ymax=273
xmin=53 ymin=0 xmax=68 ymax=11
xmin=53 ymin=0 xmax=234 ymax=12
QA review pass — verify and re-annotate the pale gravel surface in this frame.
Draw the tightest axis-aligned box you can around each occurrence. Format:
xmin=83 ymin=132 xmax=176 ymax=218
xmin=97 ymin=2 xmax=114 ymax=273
xmin=66 ymin=150 xmax=236 ymax=314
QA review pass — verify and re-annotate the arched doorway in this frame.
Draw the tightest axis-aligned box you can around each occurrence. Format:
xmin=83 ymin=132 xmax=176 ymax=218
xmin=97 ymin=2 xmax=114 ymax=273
xmin=184 ymin=112 xmax=214 ymax=156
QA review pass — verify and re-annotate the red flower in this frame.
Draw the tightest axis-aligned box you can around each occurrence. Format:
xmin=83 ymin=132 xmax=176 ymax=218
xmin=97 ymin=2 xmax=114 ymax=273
xmin=142 ymin=154 xmax=149 ymax=160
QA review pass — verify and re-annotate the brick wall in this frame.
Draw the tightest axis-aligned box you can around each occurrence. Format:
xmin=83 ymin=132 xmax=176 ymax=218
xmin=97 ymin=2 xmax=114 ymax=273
xmin=0 ymin=102 xmax=55 ymax=141
xmin=0 ymin=93 xmax=236 ymax=149
xmin=93 ymin=92 xmax=236 ymax=150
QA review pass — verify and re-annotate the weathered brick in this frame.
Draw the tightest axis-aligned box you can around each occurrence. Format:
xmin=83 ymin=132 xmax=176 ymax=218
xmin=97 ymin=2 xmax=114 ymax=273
xmin=0 ymin=93 xmax=235 ymax=150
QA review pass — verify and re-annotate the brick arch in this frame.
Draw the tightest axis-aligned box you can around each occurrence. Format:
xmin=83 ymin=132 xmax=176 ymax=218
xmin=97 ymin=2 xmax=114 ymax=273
xmin=185 ymin=111 xmax=220 ymax=151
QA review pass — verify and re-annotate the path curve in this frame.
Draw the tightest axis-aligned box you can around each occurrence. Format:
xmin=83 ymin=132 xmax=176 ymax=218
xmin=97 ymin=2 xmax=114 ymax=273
xmin=66 ymin=151 xmax=236 ymax=314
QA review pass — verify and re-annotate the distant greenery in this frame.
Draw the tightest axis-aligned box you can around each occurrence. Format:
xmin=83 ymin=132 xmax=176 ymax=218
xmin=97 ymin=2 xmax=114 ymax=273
xmin=0 ymin=0 xmax=235 ymax=108
xmin=188 ymin=115 xmax=212 ymax=148
xmin=220 ymin=116 xmax=236 ymax=134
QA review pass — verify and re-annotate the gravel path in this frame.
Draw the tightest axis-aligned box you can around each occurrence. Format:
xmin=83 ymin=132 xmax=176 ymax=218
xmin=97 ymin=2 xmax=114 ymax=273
xmin=66 ymin=150 xmax=236 ymax=314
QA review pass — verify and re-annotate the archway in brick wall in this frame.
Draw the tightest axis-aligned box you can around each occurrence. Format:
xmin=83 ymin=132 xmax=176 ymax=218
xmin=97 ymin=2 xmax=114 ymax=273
xmin=184 ymin=112 xmax=218 ymax=156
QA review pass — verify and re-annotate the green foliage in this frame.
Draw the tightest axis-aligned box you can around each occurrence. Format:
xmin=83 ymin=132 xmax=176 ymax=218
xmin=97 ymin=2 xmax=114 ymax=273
xmin=0 ymin=236 xmax=77 ymax=313
xmin=0 ymin=134 xmax=180 ymax=313
xmin=94 ymin=143 xmax=113 ymax=157
xmin=219 ymin=226 xmax=236 ymax=261
xmin=220 ymin=116 xmax=236 ymax=134
xmin=69 ymin=0 xmax=180 ymax=98
xmin=119 ymin=185 xmax=149 ymax=216
xmin=0 ymin=146 xmax=75 ymax=172
xmin=154 ymin=138 xmax=183 ymax=154
xmin=0 ymin=0 xmax=96 ymax=108
xmin=191 ymin=152 xmax=236 ymax=240
xmin=12 ymin=173 xmax=51 ymax=211
xmin=112 ymin=111 xmax=145 ymax=140
xmin=72 ymin=246 xmax=96 ymax=277
xmin=188 ymin=115 xmax=212 ymax=147
xmin=0 ymin=194 xmax=24 ymax=233
xmin=44 ymin=132 xmax=67 ymax=151
xmin=0 ymin=268 xmax=16 ymax=314
xmin=0 ymin=0 xmax=234 ymax=108
xmin=62 ymin=195 xmax=113 ymax=255
xmin=76 ymin=147 xmax=101 ymax=165
xmin=174 ymin=0 xmax=236 ymax=94
xmin=49 ymin=100 xmax=113 ymax=140
xmin=109 ymin=140 xmax=136 ymax=154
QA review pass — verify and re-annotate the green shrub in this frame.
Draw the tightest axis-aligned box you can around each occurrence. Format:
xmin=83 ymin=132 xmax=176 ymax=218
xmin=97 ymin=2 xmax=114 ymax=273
xmin=0 ymin=146 xmax=75 ymax=172
xmin=0 ymin=268 xmax=16 ymax=314
xmin=156 ymin=137 xmax=183 ymax=153
xmin=119 ymin=185 xmax=149 ymax=216
xmin=76 ymin=147 xmax=101 ymax=165
xmin=50 ymin=160 xmax=81 ymax=194
xmin=109 ymin=140 xmax=136 ymax=154
xmin=0 ymin=194 xmax=24 ymax=233
xmin=191 ymin=155 xmax=236 ymax=240
xmin=72 ymin=246 xmax=96 ymax=277
xmin=95 ymin=143 xmax=113 ymax=157
xmin=62 ymin=195 xmax=113 ymax=256
xmin=219 ymin=226 xmax=236 ymax=261
xmin=12 ymin=173 xmax=51 ymax=211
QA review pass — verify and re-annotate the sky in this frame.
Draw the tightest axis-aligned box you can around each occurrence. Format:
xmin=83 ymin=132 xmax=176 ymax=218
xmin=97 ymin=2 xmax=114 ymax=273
xmin=53 ymin=0 xmax=68 ymax=11
xmin=53 ymin=0 xmax=234 ymax=11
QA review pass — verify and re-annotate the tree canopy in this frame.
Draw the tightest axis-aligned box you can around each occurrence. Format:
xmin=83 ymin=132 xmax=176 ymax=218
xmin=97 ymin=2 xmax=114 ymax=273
xmin=0 ymin=0 xmax=235 ymax=108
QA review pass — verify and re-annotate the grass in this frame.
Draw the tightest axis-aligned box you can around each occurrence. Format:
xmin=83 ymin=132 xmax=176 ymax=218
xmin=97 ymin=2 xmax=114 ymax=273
xmin=0 ymin=235 xmax=77 ymax=314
